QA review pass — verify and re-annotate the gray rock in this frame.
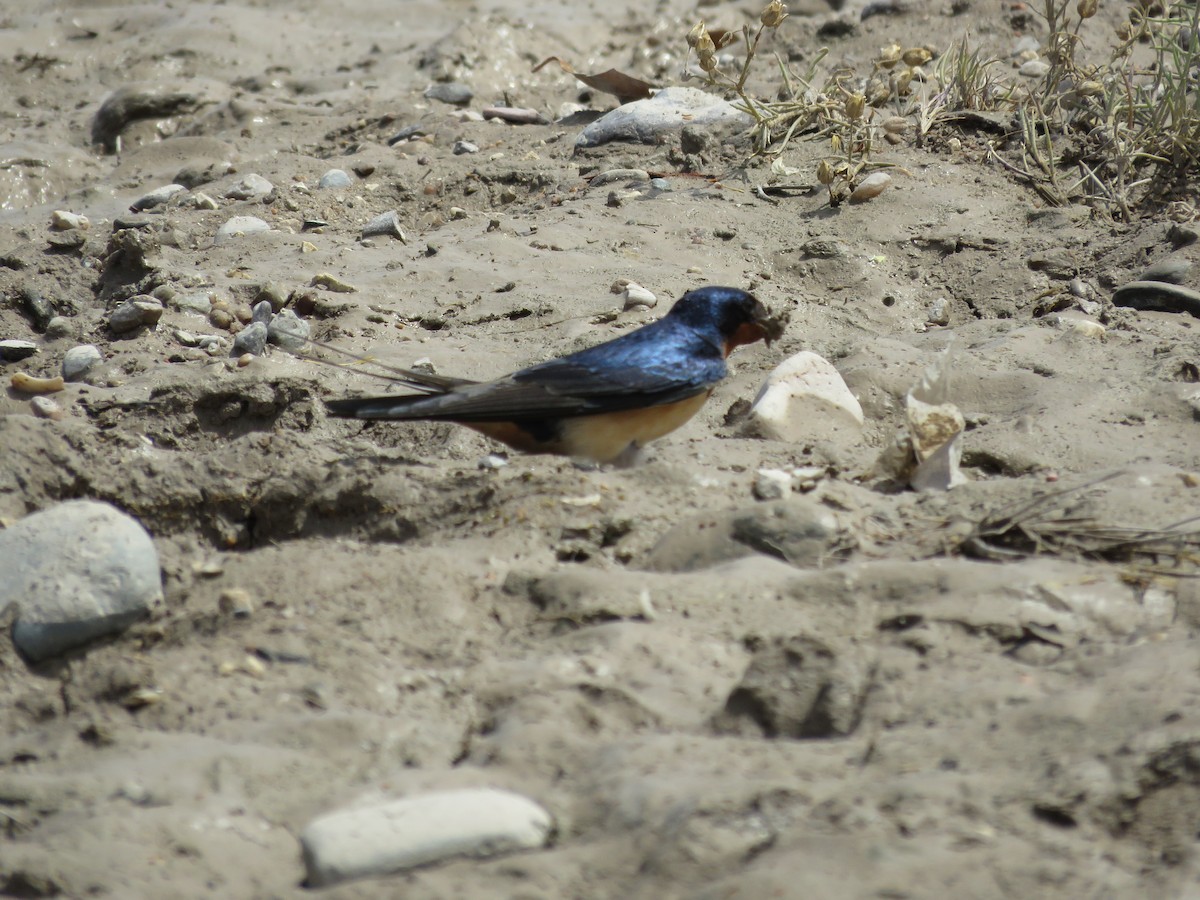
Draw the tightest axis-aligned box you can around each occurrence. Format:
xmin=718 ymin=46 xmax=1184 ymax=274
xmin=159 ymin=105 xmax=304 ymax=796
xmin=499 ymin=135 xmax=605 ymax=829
xmin=171 ymin=292 xmax=214 ymax=315
xmin=300 ymin=789 xmax=553 ymax=888
xmin=317 ymin=169 xmax=353 ymax=189
xmin=229 ymin=321 xmax=267 ymax=355
xmin=109 ymin=297 xmax=164 ymax=333
xmin=589 ymin=168 xmax=650 ymax=187
xmin=130 ymin=184 xmax=186 ymax=212
xmin=62 ymin=344 xmax=103 ymax=381
xmin=44 ymin=316 xmax=74 ymax=340
xmin=453 ymin=140 xmax=479 ymax=155
xmin=0 ymin=340 xmax=38 ymax=362
xmin=576 ymin=87 xmax=753 ymax=149
xmin=267 ymin=309 xmax=310 ymax=351
xmin=4 ymin=501 xmax=162 ymax=661
xmin=361 ymin=210 xmax=405 ymax=241
xmin=251 ymin=300 xmax=274 ymax=325
xmin=232 ymin=321 xmax=268 ymax=356
xmin=224 ymin=173 xmax=273 ymax=201
xmin=215 ymin=216 xmax=271 ymax=244
xmin=254 ymin=282 xmax=289 ymax=312
xmin=92 ymin=84 xmax=203 ymax=152
xmin=1139 ymin=257 xmax=1192 ymax=284
xmin=424 ymin=82 xmax=474 ymax=105
xmin=1112 ymin=281 xmax=1200 ymax=318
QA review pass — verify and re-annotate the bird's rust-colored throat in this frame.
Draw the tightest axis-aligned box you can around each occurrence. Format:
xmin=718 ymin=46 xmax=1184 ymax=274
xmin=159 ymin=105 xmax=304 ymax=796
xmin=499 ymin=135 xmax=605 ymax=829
xmin=723 ymin=303 xmax=789 ymax=357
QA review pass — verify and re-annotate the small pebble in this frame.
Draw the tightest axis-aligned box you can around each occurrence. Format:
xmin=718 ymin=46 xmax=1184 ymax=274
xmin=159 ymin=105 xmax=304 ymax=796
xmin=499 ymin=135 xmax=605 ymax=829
xmin=191 ymin=192 xmax=219 ymax=210
xmin=232 ymin=321 xmax=268 ymax=356
xmin=482 ymin=106 xmax=545 ymax=124
xmin=236 ymin=352 xmax=254 ymax=367
xmin=50 ymin=210 xmax=89 ymax=231
xmin=224 ymin=173 xmax=274 ymax=201
xmin=1019 ymin=60 xmax=1051 ymax=78
xmin=387 ymin=124 xmax=425 ymax=145
xmin=361 ymin=211 xmax=405 ymax=241
xmin=109 ymin=297 xmax=164 ymax=333
xmin=29 ymin=396 xmax=64 ymax=420
xmin=753 ymin=468 xmax=794 ymax=500
xmin=0 ymin=340 xmax=38 ymax=362
xmin=130 ymin=184 xmax=186 ymax=212
xmin=590 ymin=168 xmax=650 ymax=187
xmin=218 ymin=588 xmax=255 ymax=618
xmin=215 ymin=216 xmax=272 ymax=243
xmin=210 ymin=308 xmax=234 ymax=329
xmin=44 ymin=317 xmax=73 ymax=339
xmin=251 ymin=300 xmax=274 ymax=325
xmin=927 ymin=297 xmax=950 ymax=325
xmin=311 ymin=273 xmax=358 ymax=293
xmin=424 ymin=82 xmax=474 ymax=105
xmin=255 ymin=282 xmax=289 ymax=312
xmin=317 ymin=169 xmax=353 ymax=189
xmin=478 ymin=453 xmax=509 ymax=470
xmin=453 ymin=140 xmax=479 ymax=155
xmin=62 ymin=344 xmax=103 ymax=381
xmin=172 ymin=292 xmax=214 ymax=315
xmin=649 ymin=178 xmax=670 ymax=191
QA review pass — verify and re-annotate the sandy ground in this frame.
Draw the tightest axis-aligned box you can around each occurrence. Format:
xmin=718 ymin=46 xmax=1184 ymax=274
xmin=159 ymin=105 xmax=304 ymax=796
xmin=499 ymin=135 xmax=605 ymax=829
xmin=2 ymin=0 xmax=1200 ymax=896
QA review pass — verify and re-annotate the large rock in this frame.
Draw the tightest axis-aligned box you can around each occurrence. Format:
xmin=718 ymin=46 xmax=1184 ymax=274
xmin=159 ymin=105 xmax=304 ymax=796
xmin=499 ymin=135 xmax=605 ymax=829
xmin=575 ymin=87 xmax=752 ymax=148
xmin=300 ymin=788 xmax=554 ymax=887
xmin=3 ymin=501 xmax=161 ymax=661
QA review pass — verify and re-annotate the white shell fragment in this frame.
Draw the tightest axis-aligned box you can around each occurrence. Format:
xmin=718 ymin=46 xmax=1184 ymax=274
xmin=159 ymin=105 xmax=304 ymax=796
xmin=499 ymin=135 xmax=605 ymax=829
xmin=300 ymin=788 xmax=554 ymax=888
xmin=875 ymin=346 xmax=967 ymax=492
xmin=747 ymin=351 xmax=864 ymax=444
xmin=622 ymin=282 xmax=657 ymax=310
xmin=849 ymin=172 xmax=892 ymax=204
xmin=50 ymin=210 xmax=90 ymax=230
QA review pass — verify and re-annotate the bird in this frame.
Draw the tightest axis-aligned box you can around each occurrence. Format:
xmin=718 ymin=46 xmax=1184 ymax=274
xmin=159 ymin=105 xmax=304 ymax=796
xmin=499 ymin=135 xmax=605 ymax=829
xmin=323 ymin=285 xmax=787 ymax=464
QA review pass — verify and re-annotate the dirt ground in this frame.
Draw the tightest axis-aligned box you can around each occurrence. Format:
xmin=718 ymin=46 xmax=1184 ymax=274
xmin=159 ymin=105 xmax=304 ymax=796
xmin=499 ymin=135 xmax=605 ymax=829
xmin=3 ymin=0 xmax=1200 ymax=896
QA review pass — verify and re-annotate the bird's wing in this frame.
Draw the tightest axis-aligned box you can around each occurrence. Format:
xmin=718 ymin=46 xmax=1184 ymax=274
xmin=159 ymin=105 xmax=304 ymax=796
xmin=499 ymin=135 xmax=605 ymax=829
xmin=327 ymin=351 xmax=726 ymax=422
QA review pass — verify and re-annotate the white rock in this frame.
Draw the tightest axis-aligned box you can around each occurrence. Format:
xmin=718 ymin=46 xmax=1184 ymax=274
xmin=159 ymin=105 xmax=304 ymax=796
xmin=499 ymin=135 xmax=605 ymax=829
xmin=62 ymin=344 xmax=103 ymax=381
xmin=300 ymin=788 xmax=553 ymax=887
xmin=747 ymin=351 xmax=864 ymax=444
xmin=215 ymin=216 xmax=271 ymax=244
xmin=1019 ymin=59 xmax=1051 ymax=78
xmin=753 ymin=468 xmax=793 ymax=500
xmin=224 ymin=173 xmax=274 ymax=200
xmin=4 ymin=501 xmax=162 ymax=661
xmin=50 ymin=210 xmax=89 ymax=230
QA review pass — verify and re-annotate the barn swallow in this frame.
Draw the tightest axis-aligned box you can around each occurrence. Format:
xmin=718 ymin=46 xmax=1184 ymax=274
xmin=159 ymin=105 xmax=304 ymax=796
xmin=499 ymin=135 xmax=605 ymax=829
xmin=324 ymin=286 xmax=787 ymax=464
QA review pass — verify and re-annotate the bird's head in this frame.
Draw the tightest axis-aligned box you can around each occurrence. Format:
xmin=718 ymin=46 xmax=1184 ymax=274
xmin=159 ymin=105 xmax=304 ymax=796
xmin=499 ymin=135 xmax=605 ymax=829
xmin=667 ymin=286 xmax=788 ymax=356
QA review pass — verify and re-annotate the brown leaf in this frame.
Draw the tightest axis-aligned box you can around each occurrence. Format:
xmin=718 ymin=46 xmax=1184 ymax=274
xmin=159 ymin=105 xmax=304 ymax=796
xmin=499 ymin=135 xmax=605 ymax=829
xmin=532 ymin=56 xmax=654 ymax=104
